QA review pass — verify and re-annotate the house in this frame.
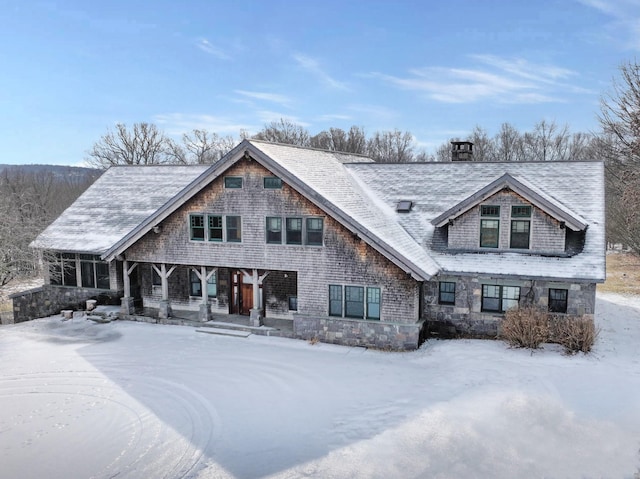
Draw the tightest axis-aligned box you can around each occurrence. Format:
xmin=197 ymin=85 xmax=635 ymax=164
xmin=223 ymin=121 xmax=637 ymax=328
xmin=17 ymin=139 xmax=605 ymax=350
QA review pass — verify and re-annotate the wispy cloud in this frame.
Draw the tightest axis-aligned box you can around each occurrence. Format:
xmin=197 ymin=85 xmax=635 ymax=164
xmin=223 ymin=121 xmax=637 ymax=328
xmin=196 ymin=38 xmax=230 ymax=60
xmin=153 ymin=113 xmax=251 ymax=136
xmin=316 ymin=113 xmax=353 ymax=122
xmin=375 ymin=55 xmax=590 ymax=104
xmin=234 ymin=90 xmax=292 ymax=107
xmin=293 ymin=53 xmax=349 ymax=90
xmin=580 ymin=0 xmax=640 ymax=50
xmin=256 ymin=110 xmax=311 ymax=127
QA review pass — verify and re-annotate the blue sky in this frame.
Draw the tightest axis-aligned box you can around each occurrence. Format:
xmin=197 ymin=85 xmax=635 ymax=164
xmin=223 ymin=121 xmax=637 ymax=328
xmin=1 ymin=0 xmax=639 ymax=165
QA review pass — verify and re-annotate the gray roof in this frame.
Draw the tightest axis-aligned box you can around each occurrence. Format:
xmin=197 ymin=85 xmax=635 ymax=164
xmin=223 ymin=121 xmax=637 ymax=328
xmin=36 ymin=140 xmax=605 ymax=283
xmin=32 ymin=164 xmax=209 ymax=254
xmin=348 ymin=160 xmax=605 ymax=282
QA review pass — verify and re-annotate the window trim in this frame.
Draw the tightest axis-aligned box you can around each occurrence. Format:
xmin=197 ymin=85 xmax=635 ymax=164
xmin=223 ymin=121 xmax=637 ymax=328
xmin=224 ymin=176 xmax=243 ymax=189
xmin=511 ymin=205 xmax=532 ymax=217
xmin=263 ymin=176 xmax=282 ymax=189
xmin=548 ymin=288 xmax=568 ymax=313
xmin=329 ymin=284 xmax=381 ymax=321
xmin=208 ymin=215 xmax=223 ymax=243
xmin=286 ymin=217 xmax=303 ymax=245
xmin=481 ymin=205 xmax=500 ymax=217
xmin=225 ymin=215 xmax=242 ymax=243
xmin=510 ymin=219 xmax=530 ymax=249
xmin=189 ymin=214 xmax=242 ymax=243
xmin=481 ymin=284 xmax=520 ymax=313
xmin=189 ymin=214 xmax=205 ymax=241
xmin=438 ymin=281 xmax=456 ymax=305
xmin=480 ymin=218 xmax=500 ymax=248
xmin=266 ymin=216 xmax=283 ymax=244
xmin=305 ymin=217 xmax=324 ymax=246
xmin=288 ymin=295 xmax=298 ymax=311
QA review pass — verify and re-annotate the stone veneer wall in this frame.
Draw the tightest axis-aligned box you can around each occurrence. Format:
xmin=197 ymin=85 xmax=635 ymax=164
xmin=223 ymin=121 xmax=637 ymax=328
xmin=423 ymin=276 xmax=597 ymax=337
xmin=11 ymin=285 xmax=121 ymax=323
xmin=293 ymin=314 xmax=424 ymax=350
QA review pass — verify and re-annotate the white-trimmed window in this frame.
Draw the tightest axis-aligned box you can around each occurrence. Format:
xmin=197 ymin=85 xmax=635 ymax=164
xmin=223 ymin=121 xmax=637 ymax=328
xmin=189 ymin=214 xmax=241 ymax=242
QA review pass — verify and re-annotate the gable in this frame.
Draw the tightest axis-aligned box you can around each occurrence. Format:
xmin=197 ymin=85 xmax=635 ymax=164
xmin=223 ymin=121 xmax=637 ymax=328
xmin=431 ymin=173 xmax=588 ymax=231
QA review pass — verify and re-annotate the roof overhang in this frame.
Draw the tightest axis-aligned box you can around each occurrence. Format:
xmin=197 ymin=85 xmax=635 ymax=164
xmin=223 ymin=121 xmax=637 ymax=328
xmin=431 ymin=173 xmax=588 ymax=231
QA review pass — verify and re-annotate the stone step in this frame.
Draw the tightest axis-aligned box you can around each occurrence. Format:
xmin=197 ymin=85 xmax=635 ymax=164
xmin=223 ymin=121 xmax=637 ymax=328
xmin=196 ymin=328 xmax=251 ymax=338
xmin=199 ymin=321 xmax=277 ymax=335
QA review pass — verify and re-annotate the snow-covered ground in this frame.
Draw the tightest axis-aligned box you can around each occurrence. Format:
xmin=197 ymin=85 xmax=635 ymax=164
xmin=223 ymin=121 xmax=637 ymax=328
xmin=0 ymin=293 xmax=639 ymax=479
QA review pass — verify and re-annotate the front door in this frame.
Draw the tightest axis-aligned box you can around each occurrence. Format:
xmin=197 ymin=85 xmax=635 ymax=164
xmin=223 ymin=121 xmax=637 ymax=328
xmin=230 ymin=270 xmax=254 ymax=316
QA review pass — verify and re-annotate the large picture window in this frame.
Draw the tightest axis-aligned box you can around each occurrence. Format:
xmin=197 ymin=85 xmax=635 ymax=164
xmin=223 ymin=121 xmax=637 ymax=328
xmin=50 ymin=253 xmax=109 ymax=289
xmin=329 ymin=284 xmax=381 ymax=320
xmin=549 ymin=288 xmax=568 ymax=313
xmin=80 ymin=254 xmax=110 ymax=289
xmin=49 ymin=253 xmax=77 ymax=286
xmin=481 ymin=285 xmax=520 ymax=312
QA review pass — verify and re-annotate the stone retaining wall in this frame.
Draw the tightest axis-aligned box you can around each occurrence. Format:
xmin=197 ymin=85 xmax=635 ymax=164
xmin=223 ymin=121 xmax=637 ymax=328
xmin=11 ymin=286 xmax=121 ymax=323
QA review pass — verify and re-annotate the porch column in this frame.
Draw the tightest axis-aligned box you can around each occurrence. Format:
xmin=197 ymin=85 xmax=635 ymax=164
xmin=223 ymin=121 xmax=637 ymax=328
xmin=154 ymin=263 xmax=176 ymax=319
xmin=120 ymin=260 xmax=137 ymax=315
xmin=249 ymin=269 xmax=270 ymax=327
xmin=198 ymin=266 xmax=212 ymax=322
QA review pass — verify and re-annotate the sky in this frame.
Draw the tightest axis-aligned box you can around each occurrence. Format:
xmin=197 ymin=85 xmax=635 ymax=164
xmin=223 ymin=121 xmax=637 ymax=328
xmin=1 ymin=0 xmax=639 ymax=166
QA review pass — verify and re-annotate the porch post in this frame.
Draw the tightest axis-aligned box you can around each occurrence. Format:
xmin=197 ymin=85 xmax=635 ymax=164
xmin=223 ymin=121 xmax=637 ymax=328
xmin=198 ymin=266 xmax=211 ymax=322
xmin=157 ymin=263 xmax=176 ymax=319
xmin=249 ymin=269 xmax=263 ymax=326
xmin=120 ymin=260 xmax=137 ymax=315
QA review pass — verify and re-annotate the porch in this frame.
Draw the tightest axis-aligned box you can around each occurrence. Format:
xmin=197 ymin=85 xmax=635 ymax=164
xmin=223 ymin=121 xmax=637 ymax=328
xmin=121 ymin=307 xmax=295 ymax=338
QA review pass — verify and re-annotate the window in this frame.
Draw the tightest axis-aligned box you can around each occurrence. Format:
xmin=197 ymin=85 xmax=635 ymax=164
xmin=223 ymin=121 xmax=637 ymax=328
xmin=264 ymin=177 xmax=282 ymax=189
xmin=286 ymin=218 xmax=302 ymax=245
xmin=190 ymin=214 xmax=205 ymax=241
xmin=480 ymin=219 xmax=499 ymax=248
xmin=49 ymin=253 xmax=77 ymax=287
xmin=288 ymin=296 xmax=298 ymax=311
xmin=549 ymin=288 xmax=568 ymax=313
xmin=329 ymin=285 xmax=343 ymax=316
xmin=266 ymin=217 xmax=282 ymax=244
xmin=189 ymin=270 xmax=217 ymax=297
xmin=512 ymin=205 xmax=532 ymax=217
xmin=208 ymin=215 xmax=223 ymax=242
xmin=510 ymin=220 xmax=530 ymax=249
xmin=330 ymin=284 xmax=381 ymax=320
xmin=345 ymin=286 xmax=365 ymax=318
xmin=226 ymin=216 xmax=242 ymax=242
xmin=80 ymin=254 xmax=110 ymax=289
xmin=366 ymin=287 xmax=381 ymax=320
xmin=306 ymin=218 xmax=323 ymax=246
xmin=481 ymin=205 xmax=500 ymax=217
xmin=439 ymin=281 xmax=456 ymax=305
xmin=224 ymin=176 xmax=243 ymax=188
xmin=482 ymin=285 xmax=520 ymax=312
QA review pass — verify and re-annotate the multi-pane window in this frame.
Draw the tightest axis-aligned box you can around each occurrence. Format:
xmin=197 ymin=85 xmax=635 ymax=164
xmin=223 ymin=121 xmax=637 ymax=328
xmin=549 ymin=288 xmax=568 ymax=313
xmin=482 ymin=285 xmax=520 ymax=312
xmin=264 ymin=177 xmax=282 ymax=189
xmin=480 ymin=219 xmax=499 ymax=248
xmin=80 ymin=254 xmax=110 ymax=289
xmin=480 ymin=205 xmax=500 ymax=248
xmin=286 ymin=218 xmax=303 ymax=245
xmin=512 ymin=205 xmax=532 ymax=217
xmin=288 ymin=296 xmax=298 ymax=311
xmin=306 ymin=218 xmax=323 ymax=246
xmin=510 ymin=220 xmax=530 ymax=249
xmin=49 ymin=253 xmax=78 ymax=286
xmin=345 ymin=286 xmax=365 ymax=318
xmin=266 ymin=217 xmax=282 ymax=244
xmin=330 ymin=285 xmax=381 ymax=320
xmin=224 ymin=176 xmax=243 ymax=188
xmin=208 ymin=215 xmax=223 ymax=242
xmin=190 ymin=214 xmax=205 ymax=241
xmin=226 ymin=216 xmax=242 ymax=242
xmin=439 ymin=281 xmax=456 ymax=305
xmin=190 ymin=269 xmax=217 ymax=297
xmin=190 ymin=214 xmax=241 ymax=242
xmin=329 ymin=285 xmax=343 ymax=316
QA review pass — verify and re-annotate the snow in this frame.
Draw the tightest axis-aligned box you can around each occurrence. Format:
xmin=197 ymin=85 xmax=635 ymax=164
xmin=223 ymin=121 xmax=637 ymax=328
xmin=1 ymin=293 xmax=639 ymax=478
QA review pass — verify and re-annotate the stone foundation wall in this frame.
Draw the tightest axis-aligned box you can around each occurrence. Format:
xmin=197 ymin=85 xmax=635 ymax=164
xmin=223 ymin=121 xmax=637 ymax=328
xmin=11 ymin=285 xmax=121 ymax=323
xmin=293 ymin=314 xmax=423 ymax=350
xmin=423 ymin=276 xmax=597 ymax=338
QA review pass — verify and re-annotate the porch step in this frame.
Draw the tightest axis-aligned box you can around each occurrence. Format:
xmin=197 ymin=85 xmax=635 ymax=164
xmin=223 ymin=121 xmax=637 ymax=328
xmin=199 ymin=321 xmax=278 ymax=335
xmin=196 ymin=328 xmax=251 ymax=338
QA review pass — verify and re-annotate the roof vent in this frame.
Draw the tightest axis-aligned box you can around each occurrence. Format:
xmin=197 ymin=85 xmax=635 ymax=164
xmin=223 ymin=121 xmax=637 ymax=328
xmin=396 ymin=200 xmax=413 ymax=213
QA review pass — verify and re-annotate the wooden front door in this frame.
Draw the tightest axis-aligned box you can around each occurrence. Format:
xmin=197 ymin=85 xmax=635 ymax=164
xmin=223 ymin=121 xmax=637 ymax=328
xmin=231 ymin=270 xmax=253 ymax=316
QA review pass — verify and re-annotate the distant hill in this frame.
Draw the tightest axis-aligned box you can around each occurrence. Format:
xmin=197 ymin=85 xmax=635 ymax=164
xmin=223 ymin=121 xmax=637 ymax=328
xmin=0 ymin=164 xmax=102 ymax=181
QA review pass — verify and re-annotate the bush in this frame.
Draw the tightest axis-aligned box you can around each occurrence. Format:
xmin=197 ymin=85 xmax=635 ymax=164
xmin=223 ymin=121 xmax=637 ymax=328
xmin=550 ymin=315 xmax=599 ymax=354
xmin=501 ymin=306 xmax=550 ymax=349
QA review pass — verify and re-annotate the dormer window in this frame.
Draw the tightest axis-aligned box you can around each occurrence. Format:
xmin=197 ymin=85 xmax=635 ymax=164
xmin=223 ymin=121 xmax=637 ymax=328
xmin=396 ymin=200 xmax=413 ymax=213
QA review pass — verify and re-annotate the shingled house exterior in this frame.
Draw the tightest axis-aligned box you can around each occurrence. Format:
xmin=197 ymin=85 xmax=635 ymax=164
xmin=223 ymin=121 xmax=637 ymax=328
xmin=21 ymin=139 xmax=605 ymax=350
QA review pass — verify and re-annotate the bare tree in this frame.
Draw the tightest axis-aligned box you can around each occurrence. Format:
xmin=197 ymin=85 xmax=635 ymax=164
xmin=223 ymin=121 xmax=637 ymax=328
xmin=466 ymin=126 xmax=495 ymax=162
xmin=366 ymin=129 xmax=415 ymax=163
xmin=86 ymin=123 xmax=172 ymax=168
xmin=310 ymin=126 xmax=368 ymax=154
xmin=494 ymin=123 xmax=523 ymax=162
xmin=253 ymin=119 xmax=311 ymax=146
xmin=168 ymin=130 xmax=235 ymax=164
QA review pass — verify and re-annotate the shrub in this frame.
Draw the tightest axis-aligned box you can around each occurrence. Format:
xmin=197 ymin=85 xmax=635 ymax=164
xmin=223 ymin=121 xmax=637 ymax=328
xmin=550 ymin=315 xmax=599 ymax=354
xmin=501 ymin=306 xmax=550 ymax=349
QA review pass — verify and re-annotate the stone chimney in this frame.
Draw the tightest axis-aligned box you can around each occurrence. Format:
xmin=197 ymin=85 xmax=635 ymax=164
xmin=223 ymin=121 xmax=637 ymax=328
xmin=451 ymin=141 xmax=474 ymax=161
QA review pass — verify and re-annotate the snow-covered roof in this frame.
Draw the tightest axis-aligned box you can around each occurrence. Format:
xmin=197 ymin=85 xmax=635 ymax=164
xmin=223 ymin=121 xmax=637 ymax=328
xmin=31 ymin=164 xmax=209 ymax=254
xmin=348 ymin=160 xmax=605 ymax=282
